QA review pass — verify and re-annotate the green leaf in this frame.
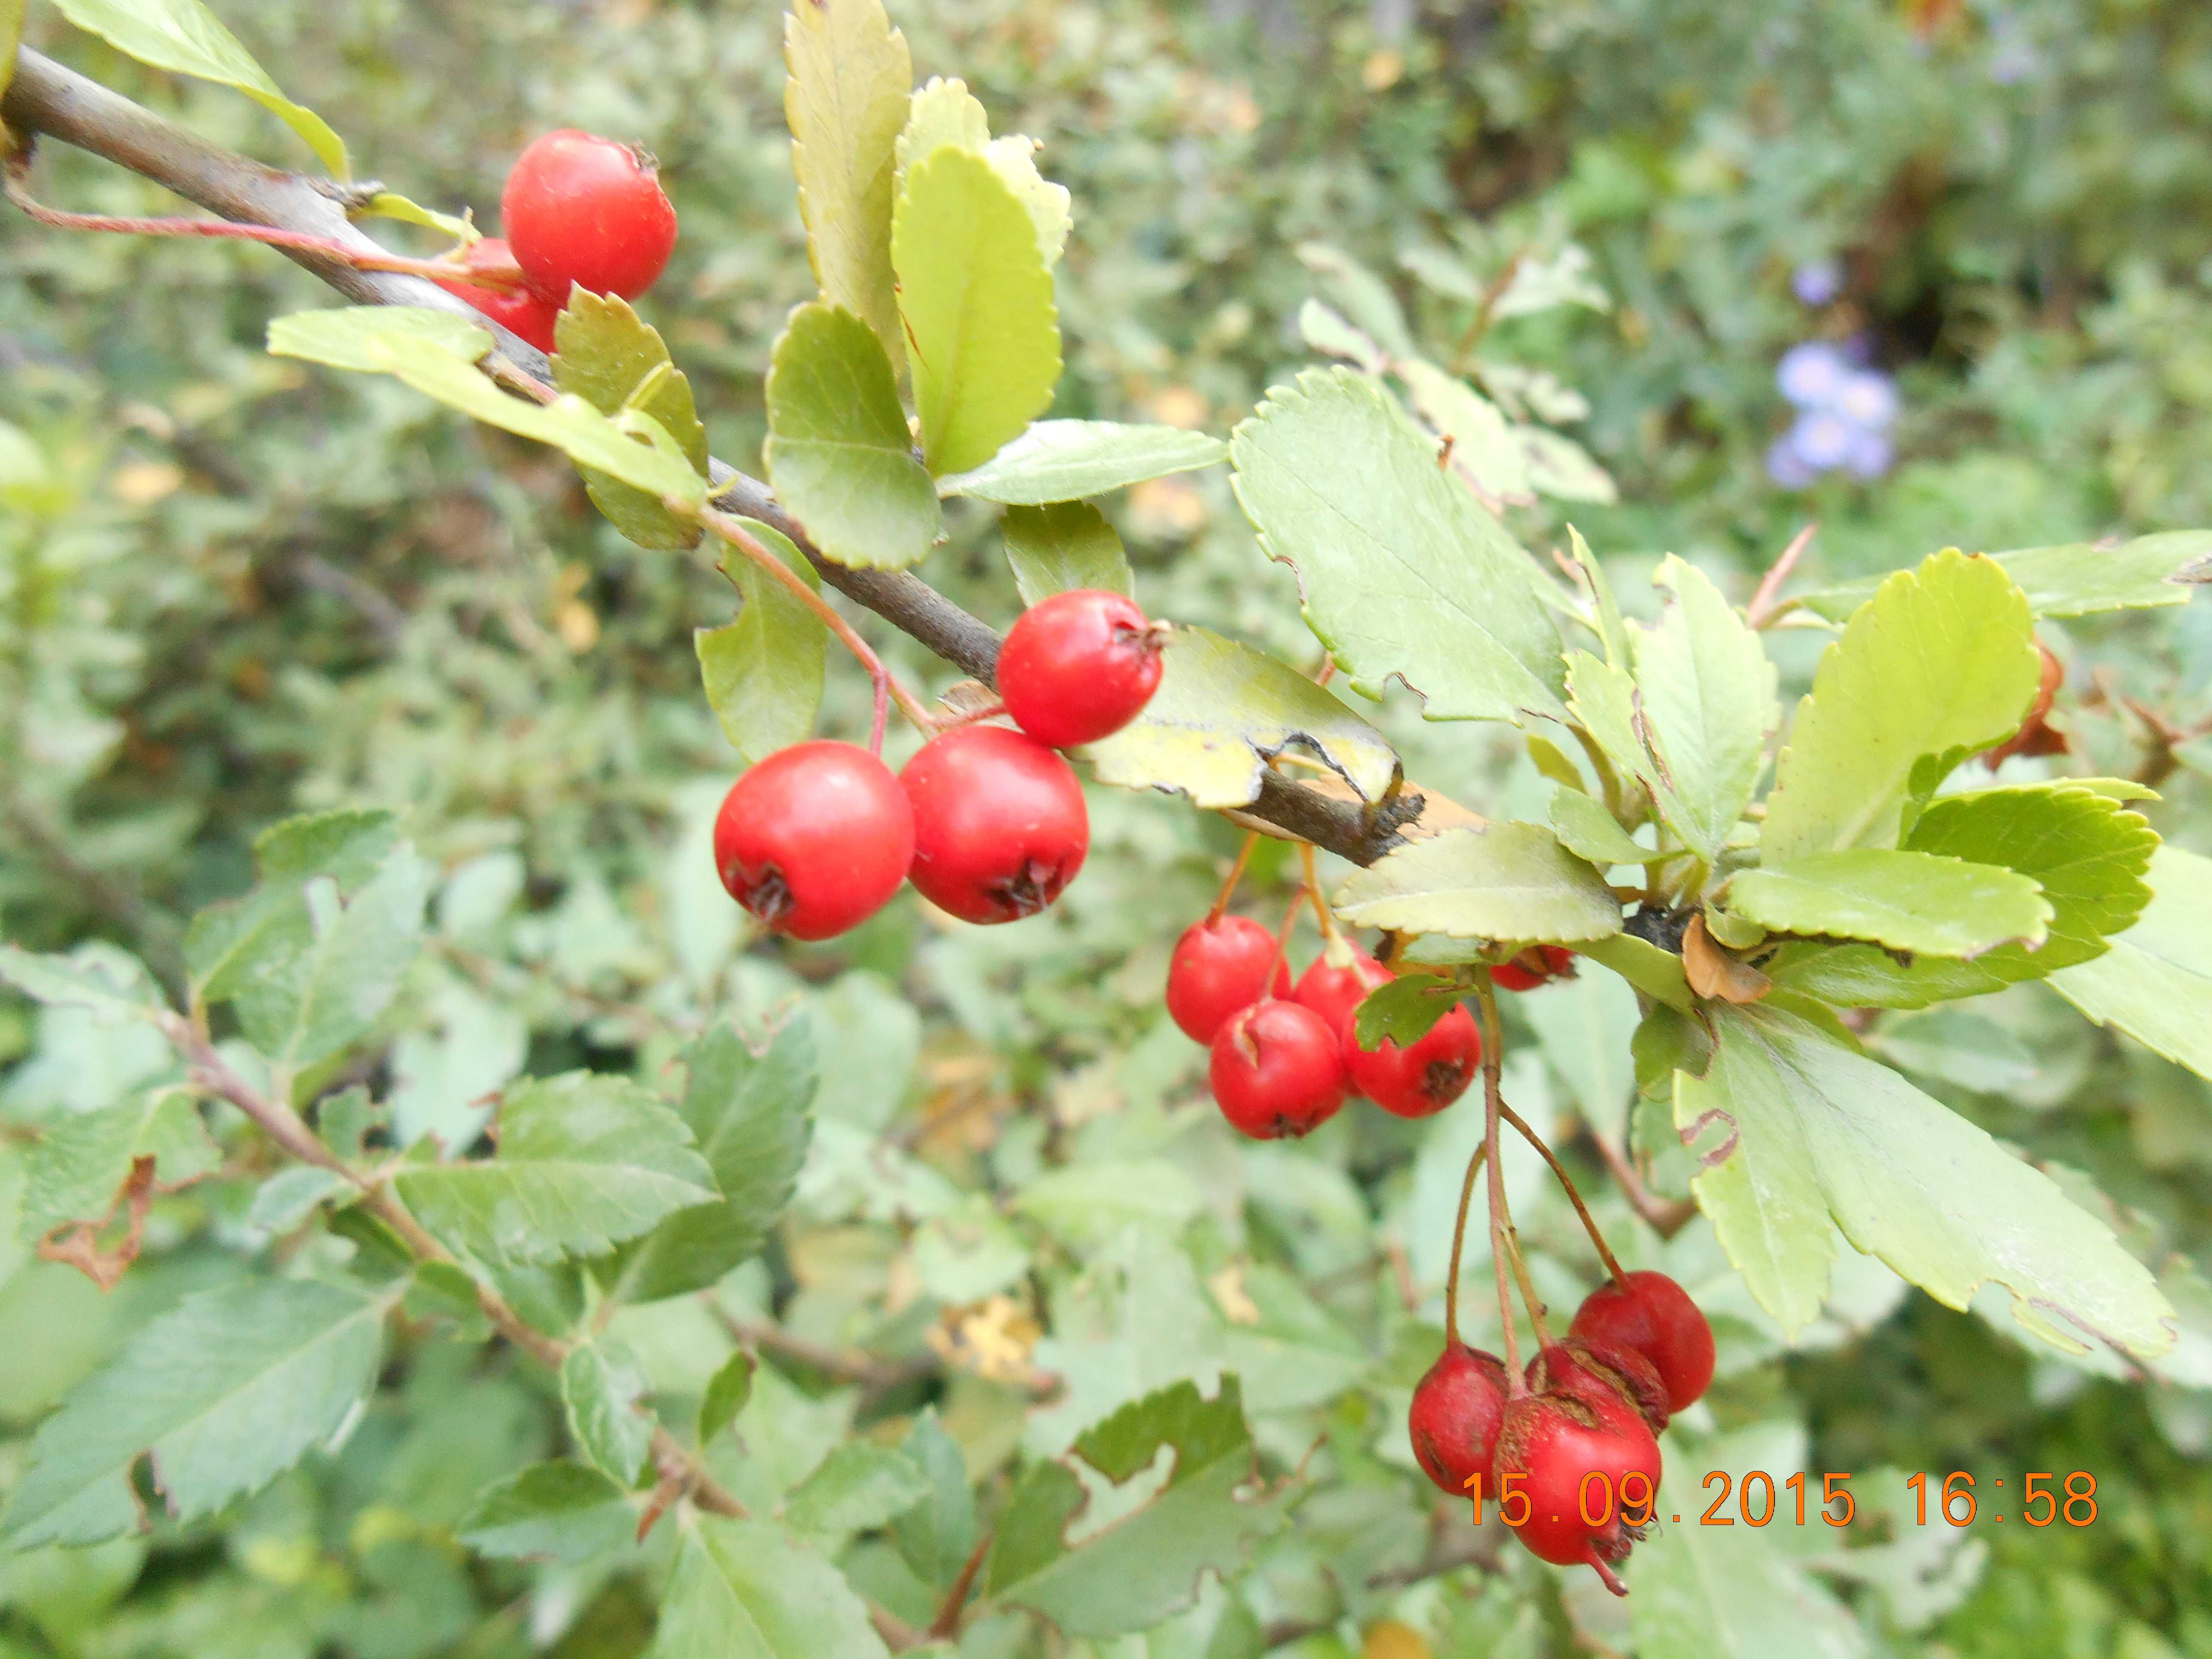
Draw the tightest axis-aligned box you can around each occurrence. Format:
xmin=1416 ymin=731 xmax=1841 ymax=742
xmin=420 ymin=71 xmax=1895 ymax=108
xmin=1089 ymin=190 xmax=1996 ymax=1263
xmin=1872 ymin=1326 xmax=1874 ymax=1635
xmin=1297 ymin=299 xmax=1384 ymax=375
xmin=53 ymin=0 xmax=350 ymax=177
xmin=895 ymin=76 xmax=989 ymax=177
xmin=892 ymin=1413 xmax=977 ymax=1590
xmin=1229 ymin=369 xmax=1567 ymax=727
xmin=1725 ymin=849 xmax=2052 ymax=957
xmin=762 ymin=301 xmax=941 ymax=571
xmin=1548 ymin=788 xmax=1650 ymax=867
xmin=1349 ymin=974 xmax=1461 ymax=1048
xmin=1332 ymin=823 xmax=1623 ymax=942
xmin=1081 ymin=626 xmax=1399 ymax=809
xmin=1763 ymin=784 xmax=2157 ymax=1007
xmin=603 ymin=1022 xmax=815 ymax=1305
xmin=358 ymin=191 xmax=476 ymax=241
xmin=457 ymin=1462 xmax=635 ymax=1564
xmin=0 ymin=0 xmax=23 ymax=111
xmin=981 ymin=136 xmax=1072 ymax=268
xmin=0 ymin=944 xmax=166 ymax=1028
xmin=697 ymin=518 xmax=827 ymax=764
xmin=782 ymin=1442 xmax=931 ymax=1535
xmin=1794 ymin=530 xmax=2212 ymax=622
xmin=185 ymin=808 xmax=398 ymax=999
xmin=1517 ymin=425 xmax=1617 ymax=502
xmin=1674 ymin=1002 xmax=2173 ymax=1353
xmin=699 ymin=1352 xmax=756 ymax=1447
xmin=23 ymin=1091 xmax=219 ymax=1240
xmin=246 ymin=1166 xmax=351 ymax=1234
xmin=1762 ymin=550 xmax=2040 ymax=861
xmin=1002 ymin=502 xmax=1134 ymax=605
xmin=653 ymin=1516 xmax=890 ymax=1659
xmin=561 ymin=1343 xmax=653 ymax=1486
xmin=553 ymin=292 xmax=709 ymax=550
xmin=893 ymin=148 xmax=1063 ymax=476
xmin=400 ymin=1261 xmax=490 ymax=1339
xmin=784 ymin=0 xmax=912 ymax=371
xmin=1579 ymin=932 xmax=1694 ymax=1012
xmin=1630 ymin=555 xmax=1776 ymax=857
xmin=2052 ymin=844 xmax=2212 ymax=1080
xmin=938 ymin=421 xmax=1226 ymax=504
xmin=392 ymin=1073 xmax=716 ymax=1267
xmin=1565 ymin=525 xmax=1632 ymax=670
xmin=266 ymin=305 xmax=488 ymax=373
xmin=1395 ymin=357 xmax=1530 ymax=502
xmin=0 ymin=1279 xmax=386 ymax=1547
xmin=984 ymin=1376 xmax=1290 ymax=1638
xmin=1294 ymin=243 xmax=1414 ymax=361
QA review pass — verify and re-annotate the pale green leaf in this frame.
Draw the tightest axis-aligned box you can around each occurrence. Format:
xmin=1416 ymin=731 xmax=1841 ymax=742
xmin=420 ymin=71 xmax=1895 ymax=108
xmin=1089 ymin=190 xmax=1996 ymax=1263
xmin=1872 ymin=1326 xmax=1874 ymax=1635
xmin=457 ymin=1462 xmax=635 ymax=1564
xmin=699 ymin=1352 xmax=756 ymax=1447
xmin=392 ymin=1073 xmax=716 ymax=1267
xmin=1578 ymin=932 xmax=1694 ymax=1012
xmin=1395 ymin=357 xmax=1530 ymax=502
xmin=1548 ymin=788 xmax=1650 ymax=867
xmin=0 ymin=1279 xmax=385 ymax=1547
xmin=1794 ymin=530 xmax=2212 ymax=622
xmin=893 ymin=148 xmax=1062 ymax=476
xmin=1002 ymin=502 xmax=1134 ymax=605
xmin=782 ymin=1442 xmax=930 ymax=1535
xmin=895 ymin=76 xmax=988 ymax=177
xmin=1519 ymin=962 xmax=1644 ymax=1130
xmin=938 ymin=421 xmax=1226 ymax=504
xmin=1297 ymin=299 xmax=1384 ymax=374
xmin=984 ymin=136 xmax=1072 ymax=267
xmin=561 ymin=1343 xmax=653 ymax=1486
xmin=1516 ymin=424 xmax=1616 ymax=502
xmin=1230 ymin=369 xmax=1568 ymax=726
xmin=23 ymin=1091 xmax=218 ymax=1240
xmin=784 ymin=0 xmax=912 ymax=371
xmin=1675 ymin=1002 xmax=2173 ymax=1353
xmin=185 ymin=808 xmax=399 ymax=1000
xmin=0 ymin=945 xmax=166 ymax=1028
xmin=1491 ymin=243 xmax=1610 ymax=321
xmin=697 ymin=518 xmax=827 ymax=764
xmin=358 ymin=191 xmax=475 ymax=241
xmin=1349 ymin=974 xmax=1461 ymax=1048
xmin=54 ymin=0 xmax=349 ymax=177
xmin=893 ymin=1413 xmax=976 ymax=1589
xmin=1762 ymin=550 xmax=2039 ymax=861
xmin=1632 ymin=555 xmax=1776 ymax=856
xmin=1565 ymin=525 xmax=1632 ymax=670
xmin=762 ymin=301 xmax=941 ymax=570
xmin=267 ymin=304 xmax=488 ymax=374
xmin=1081 ymin=625 xmax=1399 ymax=809
xmin=653 ymin=1516 xmax=890 ymax=1659
xmin=245 ymin=1166 xmax=350 ymax=1234
xmin=554 ymin=292 xmax=709 ymax=550
xmin=1725 ymin=849 xmax=2051 ymax=957
xmin=2052 ymin=844 xmax=2212 ymax=1080
xmin=1294 ymin=243 xmax=1414 ymax=361
xmin=1332 ymin=823 xmax=1623 ymax=942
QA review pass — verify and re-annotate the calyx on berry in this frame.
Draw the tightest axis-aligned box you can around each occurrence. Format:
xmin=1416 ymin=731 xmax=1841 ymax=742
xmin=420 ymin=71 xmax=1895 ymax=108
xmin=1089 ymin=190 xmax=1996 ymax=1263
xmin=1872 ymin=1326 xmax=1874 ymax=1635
xmin=1209 ymin=999 xmax=1346 ymax=1139
xmin=1291 ymin=943 xmax=1392 ymax=1036
xmin=998 ymin=588 xmax=1167 ymax=749
xmin=712 ymin=741 xmax=912 ymax=941
xmin=1490 ymin=945 xmax=1577 ymax=992
xmin=502 ymin=130 xmax=679 ymax=303
xmin=1340 ymin=1000 xmax=1481 ymax=1118
xmin=1568 ymin=1270 xmax=1716 ymax=1413
xmin=1167 ymin=915 xmax=1291 ymax=1042
xmin=1407 ymin=1341 xmax=1509 ymax=1498
xmin=433 ymin=237 xmax=562 ymax=352
xmin=1493 ymin=1384 xmax=1662 ymax=1596
xmin=900 ymin=725 xmax=1088 ymax=924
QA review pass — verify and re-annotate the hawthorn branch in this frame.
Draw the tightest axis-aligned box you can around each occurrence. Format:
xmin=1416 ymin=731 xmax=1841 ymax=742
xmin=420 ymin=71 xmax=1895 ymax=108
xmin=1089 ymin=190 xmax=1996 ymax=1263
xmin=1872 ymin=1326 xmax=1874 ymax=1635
xmin=1 ymin=45 xmax=1416 ymax=864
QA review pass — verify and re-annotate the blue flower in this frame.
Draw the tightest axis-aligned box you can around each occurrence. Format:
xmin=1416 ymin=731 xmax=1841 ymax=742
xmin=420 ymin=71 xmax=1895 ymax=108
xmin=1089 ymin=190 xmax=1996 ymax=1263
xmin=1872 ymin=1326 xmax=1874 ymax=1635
xmin=1792 ymin=258 xmax=1843 ymax=307
xmin=1777 ymin=341 xmax=1850 ymax=408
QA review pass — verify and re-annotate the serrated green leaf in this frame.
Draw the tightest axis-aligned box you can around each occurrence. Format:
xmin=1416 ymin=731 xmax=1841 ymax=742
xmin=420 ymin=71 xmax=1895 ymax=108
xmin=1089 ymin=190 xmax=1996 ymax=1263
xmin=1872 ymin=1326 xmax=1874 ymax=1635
xmin=1794 ymin=529 xmax=2212 ymax=622
xmin=1579 ymin=932 xmax=1695 ymax=1012
xmin=784 ymin=0 xmax=912 ymax=372
xmin=1516 ymin=424 xmax=1616 ymax=502
xmin=0 ymin=1279 xmax=386 ymax=1547
xmin=553 ymin=292 xmax=709 ymax=550
xmin=266 ymin=306 xmax=488 ymax=374
xmin=245 ymin=1166 xmax=350 ymax=1234
xmin=1763 ymin=550 xmax=2039 ymax=861
xmin=185 ymin=808 xmax=399 ymax=1000
xmin=1294 ymin=244 xmax=1414 ymax=361
xmin=697 ymin=518 xmax=826 ymax=764
xmin=0 ymin=944 xmax=166 ymax=1028
xmin=1675 ymin=1002 xmax=2173 ymax=1352
xmin=2052 ymin=844 xmax=2212 ymax=1080
xmin=1395 ymin=357 xmax=1530 ymax=502
xmin=1002 ymin=502 xmax=1134 ymax=605
xmin=1632 ymin=555 xmax=1776 ymax=857
xmin=1565 ymin=526 xmax=1632 ymax=670
xmin=23 ymin=1091 xmax=219 ymax=1240
xmin=1349 ymin=974 xmax=1461 ymax=1048
xmin=392 ymin=1074 xmax=715 ymax=1267
xmin=896 ymin=76 xmax=988 ymax=176
xmin=1726 ymin=849 xmax=2051 ymax=957
xmin=602 ymin=1023 xmax=815 ymax=1305
xmin=984 ymin=1376 xmax=1289 ymax=1638
xmin=983 ymin=136 xmax=1072 ymax=267
xmin=561 ymin=1343 xmax=653 ymax=1486
xmin=893 ymin=1413 xmax=976 ymax=1590
xmin=698 ymin=1352 xmax=756 ymax=1447
xmin=893 ymin=148 xmax=1062 ymax=476
xmin=1548 ymin=788 xmax=1649 ymax=867
xmin=939 ymin=421 xmax=1226 ymax=504
xmin=763 ymin=301 xmax=941 ymax=570
xmin=1081 ymin=626 xmax=1398 ymax=809
xmin=456 ymin=1462 xmax=635 ymax=1564
xmin=1333 ymin=823 xmax=1622 ymax=942
xmin=1229 ymin=369 xmax=1567 ymax=727
xmin=653 ymin=1515 xmax=890 ymax=1659
xmin=1763 ymin=784 xmax=2157 ymax=1007
xmin=53 ymin=0 xmax=349 ymax=177
xmin=782 ymin=1442 xmax=931 ymax=1536
xmin=1297 ymin=298 xmax=1384 ymax=374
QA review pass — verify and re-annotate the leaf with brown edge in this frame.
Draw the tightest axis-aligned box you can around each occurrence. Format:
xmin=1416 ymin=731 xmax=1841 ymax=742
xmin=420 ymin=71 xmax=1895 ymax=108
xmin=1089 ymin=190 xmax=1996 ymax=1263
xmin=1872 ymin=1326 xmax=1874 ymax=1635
xmin=36 ymin=1155 xmax=158 ymax=1291
xmin=1683 ymin=913 xmax=1771 ymax=1005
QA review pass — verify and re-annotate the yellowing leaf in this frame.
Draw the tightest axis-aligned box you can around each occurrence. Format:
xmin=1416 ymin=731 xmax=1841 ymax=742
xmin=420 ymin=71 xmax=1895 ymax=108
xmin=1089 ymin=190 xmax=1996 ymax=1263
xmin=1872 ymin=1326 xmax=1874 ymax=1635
xmin=1331 ymin=823 xmax=1622 ymax=941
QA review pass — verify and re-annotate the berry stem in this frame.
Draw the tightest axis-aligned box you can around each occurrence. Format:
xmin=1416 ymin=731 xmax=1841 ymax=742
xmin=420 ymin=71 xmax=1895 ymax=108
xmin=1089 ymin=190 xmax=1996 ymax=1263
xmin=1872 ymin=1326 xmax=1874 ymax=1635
xmin=1498 ymin=1100 xmax=1629 ymax=1288
xmin=1264 ymin=887 xmax=1309 ymax=986
xmin=1440 ymin=1137 xmax=1489 ymax=1348
xmin=1500 ymin=1210 xmax=1553 ymax=1350
xmin=1475 ymin=979 xmax=1526 ymax=1395
xmin=1299 ymin=842 xmax=1341 ymax=945
xmin=1206 ymin=830 xmax=1261 ymax=924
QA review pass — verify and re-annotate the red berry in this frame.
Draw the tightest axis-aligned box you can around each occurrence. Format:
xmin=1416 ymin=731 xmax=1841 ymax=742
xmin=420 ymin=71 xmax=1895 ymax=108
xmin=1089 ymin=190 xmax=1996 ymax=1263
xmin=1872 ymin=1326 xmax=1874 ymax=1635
xmin=1209 ymin=1000 xmax=1346 ymax=1139
xmin=1167 ymin=916 xmax=1291 ymax=1042
xmin=998 ymin=589 xmax=1166 ymax=749
xmin=502 ymin=130 xmax=678 ymax=302
xmin=901 ymin=725 xmax=1088 ymax=924
xmin=1340 ymin=1001 xmax=1480 ymax=1118
xmin=1407 ymin=1342 xmax=1510 ymax=1499
xmin=1568 ymin=1270 xmax=1716 ymax=1413
xmin=712 ymin=741 xmax=912 ymax=941
xmin=1527 ymin=1338 xmax=1671 ymax=1435
xmin=1489 ymin=945 xmax=1578 ymax=992
xmin=1291 ymin=947 xmax=1392 ymax=1036
xmin=1494 ymin=1386 xmax=1662 ymax=1596
xmin=433 ymin=237 xmax=562 ymax=352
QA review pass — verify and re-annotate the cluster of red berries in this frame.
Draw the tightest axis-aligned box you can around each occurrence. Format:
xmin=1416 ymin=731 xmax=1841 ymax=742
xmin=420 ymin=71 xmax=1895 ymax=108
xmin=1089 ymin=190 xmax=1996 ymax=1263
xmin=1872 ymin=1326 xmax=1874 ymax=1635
xmin=1410 ymin=1272 xmax=1714 ymax=1595
xmin=713 ymin=590 xmax=1165 ymax=939
xmin=436 ymin=130 xmax=681 ymax=352
xmin=1169 ymin=920 xmax=1576 ymax=1139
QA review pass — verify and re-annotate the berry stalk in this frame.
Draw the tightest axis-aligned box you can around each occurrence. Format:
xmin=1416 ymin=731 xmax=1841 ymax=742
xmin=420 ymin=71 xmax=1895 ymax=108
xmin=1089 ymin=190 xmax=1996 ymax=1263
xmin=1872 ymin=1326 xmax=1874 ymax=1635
xmin=1475 ymin=978 xmax=1526 ymax=1395
xmin=1498 ymin=1100 xmax=1629 ymax=1288
xmin=1440 ymin=1137 xmax=1489 ymax=1348
xmin=1207 ymin=830 xmax=1262 ymax=923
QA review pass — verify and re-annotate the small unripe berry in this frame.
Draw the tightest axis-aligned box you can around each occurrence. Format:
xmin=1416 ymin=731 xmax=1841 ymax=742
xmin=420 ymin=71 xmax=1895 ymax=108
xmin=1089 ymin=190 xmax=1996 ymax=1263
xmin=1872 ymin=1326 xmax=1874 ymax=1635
xmin=1167 ymin=915 xmax=1291 ymax=1042
xmin=1489 ymin=945 xmax=1577 ymax=992
xmin=712 ymin=741 xmax=912 ymax=941
xmin=1494 ymin=1386 xmax=1662 ymax=1596
xmin=1568 ymin=1270 xmax=1716 ymax=1413
xmin=998 ymin=589 xmax=1166 ymax=748
xmin=502 ymin=130 xmax=678 ymax=303
xmin=1209 ymin=999 xmax=1346 ymax=1139
xmin=900 ymin=725 xmax=1088 ymax=924
xmin=1290 ymin=946 xmax=1392 ymax=1036
xmin=1407 ymin=1341 xmax=1509 ymax=1498
xmin=1340 ymin=1001 xmax=1480 ymax=1118
xmin=433 ymin=237 xmax=562 ymax=352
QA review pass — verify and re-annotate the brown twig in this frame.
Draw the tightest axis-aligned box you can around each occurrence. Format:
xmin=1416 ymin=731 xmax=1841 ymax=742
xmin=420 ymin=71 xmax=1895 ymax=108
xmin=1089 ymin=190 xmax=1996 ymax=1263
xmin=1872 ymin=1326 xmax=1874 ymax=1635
xmin=928 ymin=1534 xmax=992 ymax=1638
xmin=1747 ymin=521 xmax=1818 ymax=629
xmin=706 ymin=1304 xmax=938 ymax=1394
xmin=1587 ymin=1123 xmax=1698 ymax=1240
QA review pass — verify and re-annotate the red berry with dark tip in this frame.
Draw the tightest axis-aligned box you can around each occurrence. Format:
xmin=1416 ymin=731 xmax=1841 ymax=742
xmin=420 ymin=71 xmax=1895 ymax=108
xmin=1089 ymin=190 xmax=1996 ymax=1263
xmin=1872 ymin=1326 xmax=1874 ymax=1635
xmin=502 ymin=130 xmax=678 ymax=302
xmin=1490 ymin=945 xmax=1578 ymax=992
xmin=1291 ymin=947 xmax=1392 ymax=1036
xmin=712 ymin=741 xmax=912 ymax=941
xmin=1494 ymin=1386 xmax=1663 ymax=1596
xmin=1568 ymin=1270 xmax=1716 ymax=1413
xmin=1209 ymin=999 xmax=1346 ymax=1139
xmin=998 ymin=589 xmax=1166 ymax=749
xmin=434 ymin=237 xmax=562 ymax=352
xmin=900 ymin=725 xmax=1088 ymax=924
xmin=1340 ymin=1001 xmax=1481 ymax=1118
xmin=1407 ymin=1342 xmax=1510 ymax=1499
xmin=1167 ymin=915 xmax=1291 ymax=1042
xmin=1528 ymin=1338 xmax=1671 ymax=1435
